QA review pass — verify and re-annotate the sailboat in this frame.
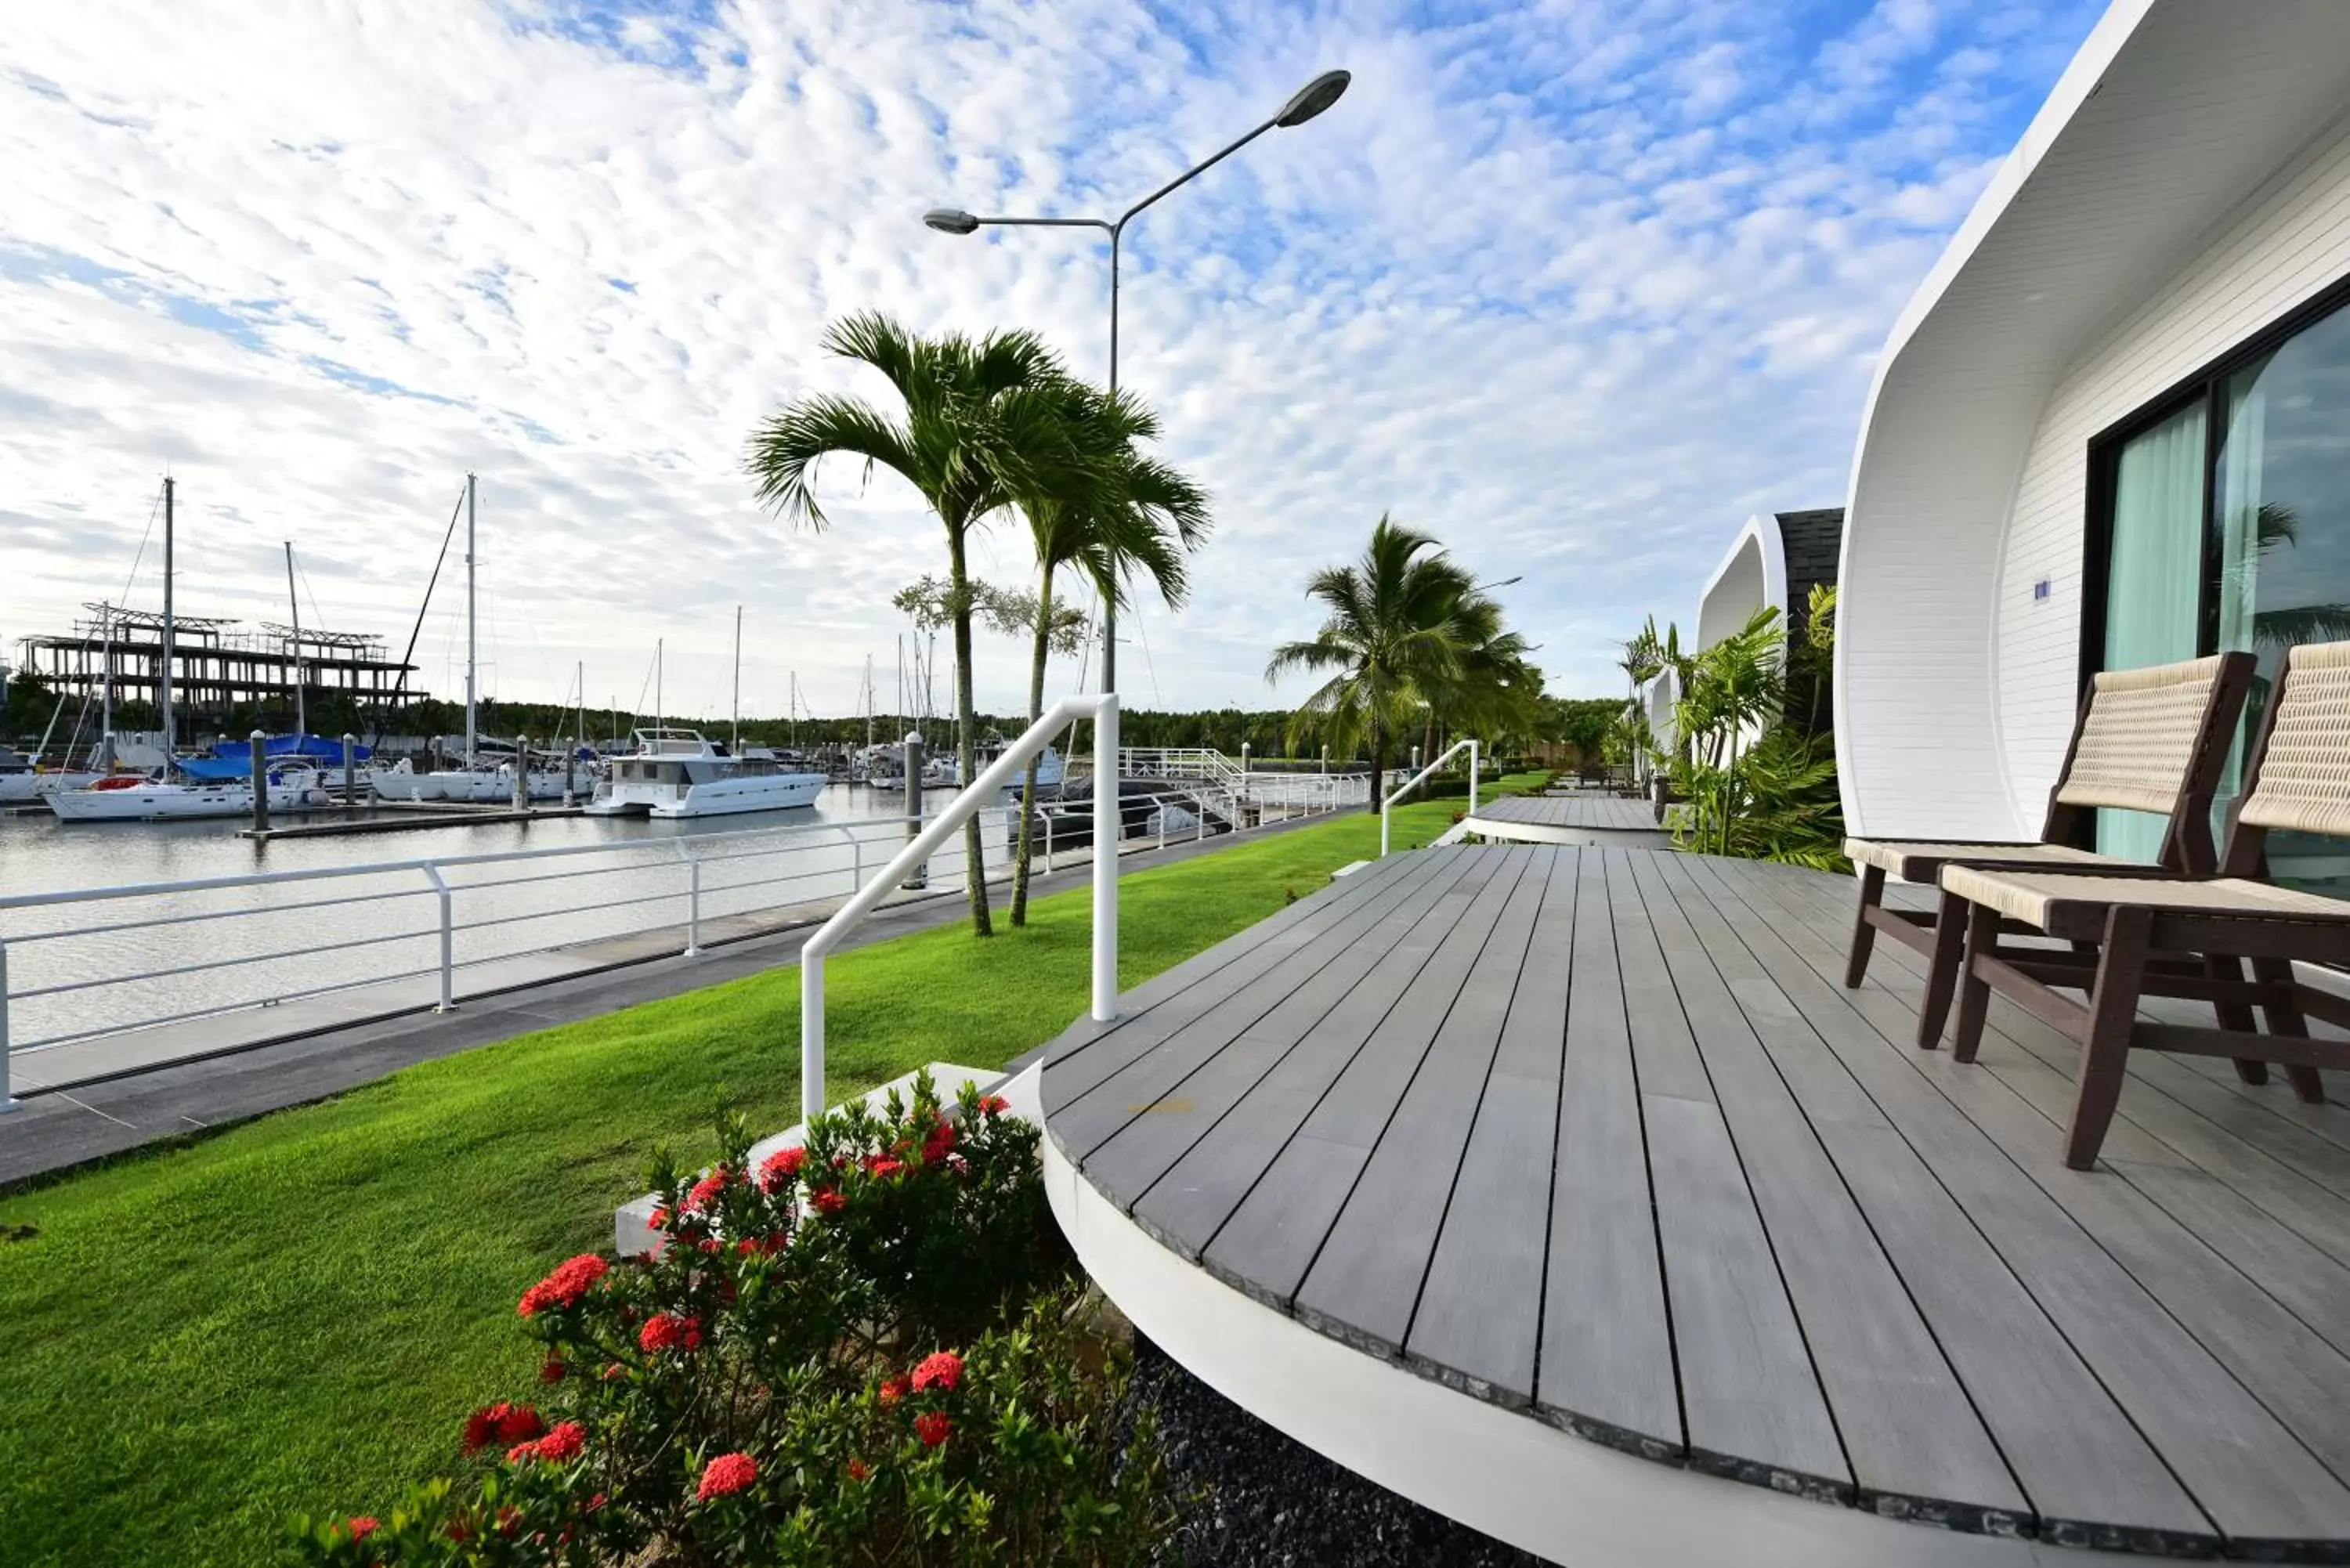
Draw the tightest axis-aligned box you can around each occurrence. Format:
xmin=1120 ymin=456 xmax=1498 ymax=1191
xmin=49 ymin=481 xmax=334 ymax=822
xmin=410 ymin=473 xmax=506 ymax=803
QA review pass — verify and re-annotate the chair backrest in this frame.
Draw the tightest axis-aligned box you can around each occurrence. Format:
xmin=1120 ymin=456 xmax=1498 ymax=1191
xmin=2227 ymin=641 xmax=2350 ymax=868
xmin=2042 ymin=650 xmax=2254 ymax=872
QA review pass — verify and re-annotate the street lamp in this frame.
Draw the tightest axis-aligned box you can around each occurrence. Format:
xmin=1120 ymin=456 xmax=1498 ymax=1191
xmin=924 ymin=67 xmax=1351 ymax=695
xmin=1473 ymin=574 xmax=1524 ymax=593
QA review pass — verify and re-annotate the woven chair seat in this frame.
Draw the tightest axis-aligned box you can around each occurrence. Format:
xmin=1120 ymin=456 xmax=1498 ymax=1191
xmin=1845 ymin=838 xmax=2107 ymax=882
xmin=1936 ymin=866 xmax=2350 ymax=934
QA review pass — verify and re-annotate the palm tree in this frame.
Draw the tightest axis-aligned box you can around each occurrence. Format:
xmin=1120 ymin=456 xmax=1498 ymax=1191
xmin=1418 ymin=591 xmax=1542 ymax=761
xmin=1008 ymin=383 xmax=1210 ymax=926
xmin=746 ymin=312 xmax=1085 ymax=937
xmin=1267 ymin=517 xmax=1476 ymax=806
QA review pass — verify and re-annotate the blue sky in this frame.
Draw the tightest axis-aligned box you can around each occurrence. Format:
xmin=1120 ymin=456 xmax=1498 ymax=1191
xmin=0 ymin=0 xmax=2105 ymax=720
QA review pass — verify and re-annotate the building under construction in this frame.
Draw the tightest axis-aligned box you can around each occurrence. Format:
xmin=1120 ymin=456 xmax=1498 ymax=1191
xmin=14 ymin=605 xmax=426 ymax=727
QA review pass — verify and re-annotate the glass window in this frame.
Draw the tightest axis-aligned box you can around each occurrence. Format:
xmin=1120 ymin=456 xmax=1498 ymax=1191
xmin=2097 ymin=401 xmax=2207 ymax=860
xmin=2210 ymin=306 xmax=2350 ymax=891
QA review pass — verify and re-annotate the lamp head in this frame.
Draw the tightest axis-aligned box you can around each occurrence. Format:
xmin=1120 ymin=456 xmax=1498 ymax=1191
xmin=923 ymin=208 xmax=982 ymax=235
xmin=1275 ymin=69 xmax=1350 ymax=128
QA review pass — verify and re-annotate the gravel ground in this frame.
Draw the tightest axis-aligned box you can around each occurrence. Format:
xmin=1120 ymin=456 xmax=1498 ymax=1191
xmin=1131 ymin=1335 xmax=1550 ymax=1568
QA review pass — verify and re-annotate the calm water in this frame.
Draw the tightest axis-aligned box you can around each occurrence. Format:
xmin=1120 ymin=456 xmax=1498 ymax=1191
xmin=0 ymin=783 xmax=1014 ymax=1053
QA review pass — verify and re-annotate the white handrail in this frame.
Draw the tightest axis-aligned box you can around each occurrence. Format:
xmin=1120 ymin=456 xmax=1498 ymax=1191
xmin=1380 ymin=738 xmax=1480 ymax=858
xmin=798 ymin=693 xmax=1118 ymax=1125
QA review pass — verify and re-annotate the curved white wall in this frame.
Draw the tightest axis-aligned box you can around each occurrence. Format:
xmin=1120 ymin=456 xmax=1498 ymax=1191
xmin=1835 ymin=0 xmax=2350 ymax=840
xmin=1696 ymin=514 xmax=1784 ymax=654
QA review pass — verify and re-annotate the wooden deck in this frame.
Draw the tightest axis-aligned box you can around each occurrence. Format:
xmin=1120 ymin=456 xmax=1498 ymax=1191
xmin=1039 ymin=845 xmax=2350 ymax=1560
xmin=1473 ymin=794 xmax=1661 ymax=832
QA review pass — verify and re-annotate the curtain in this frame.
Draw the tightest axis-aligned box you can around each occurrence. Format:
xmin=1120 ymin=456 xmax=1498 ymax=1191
xmin=2212 ymin=374 xmax=2269 ymax=814
xmin=2098 ymin=402 xmax=2207 ymax=861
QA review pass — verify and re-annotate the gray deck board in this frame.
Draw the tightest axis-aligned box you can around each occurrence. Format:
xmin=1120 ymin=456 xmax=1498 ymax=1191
xmin=1405 ymin=848 xmax=1578 ymax=1409
xmin=1293 ymin=849 xmax=1552 ymax=1357
xmin=1042 ymin=844 xmax=2350 ymax=1558
xmin=1704 ymin=854 xmax=2350 ymax=1549
xmin=1203 ymin=849 xmax=1536 ymax=1306
xmin=1474 ymin=795 xmax=1659 ymax=831
xmin=1077 ymin=849 xmax=1484 ymax=1211
xmin=1636 ymin=851 xmax=2020 ymax=1519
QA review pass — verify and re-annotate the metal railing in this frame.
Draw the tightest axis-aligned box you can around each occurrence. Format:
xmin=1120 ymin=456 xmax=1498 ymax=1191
xmin=0 ymin=811 xmax=994 ymax=1110
xmin=799 ymin=694 xmax=1119 ymax=1125
xmin=1380 ymin=739 xmax=1481 ymax=858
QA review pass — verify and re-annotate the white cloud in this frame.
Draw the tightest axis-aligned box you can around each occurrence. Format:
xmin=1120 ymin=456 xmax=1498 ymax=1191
xmin=0 ymin=0 xmax=2103 ymax=724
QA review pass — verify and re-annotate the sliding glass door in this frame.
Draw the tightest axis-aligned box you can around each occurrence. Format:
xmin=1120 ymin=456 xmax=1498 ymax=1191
xmin=2097 ymin=403 xmax=2205 ymax=860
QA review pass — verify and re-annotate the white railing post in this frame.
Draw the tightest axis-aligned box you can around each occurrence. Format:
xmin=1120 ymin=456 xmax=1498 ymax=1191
xmin=422 ymin=864 xmax=455 ymax=1010
xmin=802 ymin=944 xmax=826 ymax=1125
xmin=1380 ymin=738 xmax=1484 ymax=858
xmin=1470 ymin=740 xmax=1481 ymax=816
xmin=1093 ymin=693 xmax=1119 ymax=1024
xmin=685 ymin=850 xmax=702 ymax=957
xmin=1 ymin=937 xmax=14 ymax=1113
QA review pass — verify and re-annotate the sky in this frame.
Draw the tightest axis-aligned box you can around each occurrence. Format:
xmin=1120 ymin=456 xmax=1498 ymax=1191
xmin=0 ymin=0 xmax=2108 ymax=724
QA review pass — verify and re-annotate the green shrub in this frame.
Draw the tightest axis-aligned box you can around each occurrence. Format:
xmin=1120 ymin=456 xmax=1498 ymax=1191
xmin=287 ymin=1073 xmax=1179 ymax=1566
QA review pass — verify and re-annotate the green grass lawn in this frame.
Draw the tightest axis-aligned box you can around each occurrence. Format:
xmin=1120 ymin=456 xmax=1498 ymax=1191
xmin=0 ymin=779 xmax=1538 ymax=1568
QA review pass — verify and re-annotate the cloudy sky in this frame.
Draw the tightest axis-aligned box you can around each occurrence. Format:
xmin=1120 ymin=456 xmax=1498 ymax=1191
xmin=1 ymin=0 xmax=2104 ymax=724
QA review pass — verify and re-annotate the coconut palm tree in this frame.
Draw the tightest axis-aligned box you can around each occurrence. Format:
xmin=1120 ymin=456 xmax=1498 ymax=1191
xmin=1008 ymin=382 xmax=1210 ymax=926
xmin=746 ymin=312 xmax=1088 ymax=937
xmin=1267 ymin=517 xmax=1477 ymax=806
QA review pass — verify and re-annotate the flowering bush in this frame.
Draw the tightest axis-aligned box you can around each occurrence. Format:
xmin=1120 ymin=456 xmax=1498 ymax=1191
xmin=287 ymin=1071 xmax=1180 ymax=1566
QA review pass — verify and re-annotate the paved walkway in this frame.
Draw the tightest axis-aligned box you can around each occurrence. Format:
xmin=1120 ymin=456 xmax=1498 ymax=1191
xmin=0 ymin=810 xmax=1354 ymax=1187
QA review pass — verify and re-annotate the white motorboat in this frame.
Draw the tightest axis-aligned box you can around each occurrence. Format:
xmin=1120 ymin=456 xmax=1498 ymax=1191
xmin=48 ymin=767 xmax=332 ymax=822
xmin=585 ymin=728 xmax=824 ymax=818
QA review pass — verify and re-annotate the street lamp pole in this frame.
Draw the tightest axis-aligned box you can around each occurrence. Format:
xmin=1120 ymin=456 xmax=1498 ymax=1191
xmin=924 ymin=67 xmax=1350 ymax=695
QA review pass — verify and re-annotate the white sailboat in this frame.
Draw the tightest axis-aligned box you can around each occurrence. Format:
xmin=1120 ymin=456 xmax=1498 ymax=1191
xmin=412 ymin=473 xmax=506 ymax=803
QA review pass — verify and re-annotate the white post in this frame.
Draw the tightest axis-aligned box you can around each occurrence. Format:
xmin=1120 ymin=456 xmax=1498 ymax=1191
xmin=801 ymin=947 xmax=826 ymax=1125
xmin=424 ymin=865 xmax=454 ymax=1011
xmin=0 ymin=938 xmax=13 ymax=1112
xmin=464 ymin=473 xmax=477 ymax=768
xmin=1093 ymin=693 xmax=1119 ymax=1024
xmin=1470 ymin=740 xmax=1481 ymax=815
xmin=685 ymin=852 xmax=702 ymax=956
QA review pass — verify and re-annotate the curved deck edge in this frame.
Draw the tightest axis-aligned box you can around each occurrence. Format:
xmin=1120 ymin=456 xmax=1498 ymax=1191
xmin=1460 ymin=812 xmax=1670 ymax=848
xmin=1038 ymin=1098 xmax=2141 ymax=1568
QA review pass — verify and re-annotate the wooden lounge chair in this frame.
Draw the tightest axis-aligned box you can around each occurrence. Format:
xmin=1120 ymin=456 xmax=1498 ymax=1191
xmin=1842 ymin=651 xmax=2254 ymax=1050
xmin=1933 ymin=639 xmax=2350 ymax=1169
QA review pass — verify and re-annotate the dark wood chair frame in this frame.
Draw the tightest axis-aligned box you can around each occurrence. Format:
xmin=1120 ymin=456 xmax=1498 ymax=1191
xmin=1936 ymin=657 xmax=2350 ymax=1169
xmin=1846 ymin=652 xmax=2255 ymax=1046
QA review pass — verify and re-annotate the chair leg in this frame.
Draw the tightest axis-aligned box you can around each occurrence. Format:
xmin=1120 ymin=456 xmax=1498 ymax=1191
xmin=2250 ymin=956 xmax=2328 ymax=1105
xmin=2204 ymin=955 xmax=2270 ymax=1085
xmin=1916 ymin=888 xmax=1969 ymax=1050
xmin=1950 ymin=898 xmax=2003 ymax=1065
xmin=1844 ymin=864 xmax=1886 ymax=989
xmin=2065 ymin=906 xmax=2153 ymax=1172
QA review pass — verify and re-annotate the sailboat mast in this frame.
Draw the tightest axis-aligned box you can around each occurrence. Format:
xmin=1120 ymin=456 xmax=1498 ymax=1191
xmin=100 ymin=601 xmax=114 ymax=748
xmin=160 ymin=477 xmax=175 ymax=761
xmin=731 ymin=605 xmax=742 ymax=751
xmin=575 ymin=660 xmax=584 ymax=760
xmin=656 ymin=638 xmax=663 ymax=730
xmin=464 ymin=471 xmax=477 ymax=768
xmin=284 ymin=541 xmax=305 ymax=735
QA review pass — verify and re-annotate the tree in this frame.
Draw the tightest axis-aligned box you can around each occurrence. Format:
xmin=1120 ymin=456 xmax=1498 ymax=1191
xmin=1266 ymin=517 xmax=1477 ymax=807
xmin=747 ymin=313 xmax=1087 ymax=936
xmin=1008 ymin=382 xmax=1209 ymax=926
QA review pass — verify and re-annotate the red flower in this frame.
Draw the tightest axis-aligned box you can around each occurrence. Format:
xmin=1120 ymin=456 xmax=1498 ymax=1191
xmin=639 ymin=1312 xmax=703 ymax=1354
xmin=922 ymin=1120 xmax=956 ymax=1164
xmin=697 ymin=1237 xmax=722 ymax=1255
xmin=864 ymin=1156 xmax=905 ymax=1181
xmin=508 ymin=1420 xmax=586 ymax=1465
xmin=647 ymin=1206 xmax=670 ymax=1230
xmin=696 ymin=1451 xmax=758 ymax=1501
xmin=463 ymin=1402 xmax=544 ymax=1454
xmin=600 ymin=1363 xmax=627 ymax=1383
xmin=914 ymin=1411 xmax=952 ymax=1447
xmin=811 ymin=1187 xmax=846 ymax=1216
xmin=445 ymin=1516 xmax=474 ymax=1543
xmin=756 ymin=1146 xmax=807 ymax=1192
xmin=587 ymin=1492 xmax=608 ymax=1514
xmin=685 ymin=1166 xmax=731 ymax=1212
xmin=877 ymin=1376 xmax=907 ymax=1408
xmin=911 ymin=1350 xmax=964 ymax=1393
xmin=539 ymin=1357 xmax=567 ymax=1385
xmin=518 ymin=1253 xmax=609 ymax=1317
xmin=847 ymin=1458 xmax=873 ymax=1483
xmin=345 ymin=1516 xmax=381 ymax=1541
xmin=978 ymin=1093 xmax=1010 ymax=1116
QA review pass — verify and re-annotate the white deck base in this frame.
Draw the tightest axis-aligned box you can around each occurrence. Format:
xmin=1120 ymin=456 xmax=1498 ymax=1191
xmin=1043 ymin=1123 xmax=2146 ymax=1568
xmin=1460 ymin=812 xmax=1669 ymax=848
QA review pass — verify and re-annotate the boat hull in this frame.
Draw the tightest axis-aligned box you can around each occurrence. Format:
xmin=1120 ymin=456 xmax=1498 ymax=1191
xmin=0 ymin=771 xmax=101 ymax=805
xmin=47 ymin=780 xmax=331 ymax=822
